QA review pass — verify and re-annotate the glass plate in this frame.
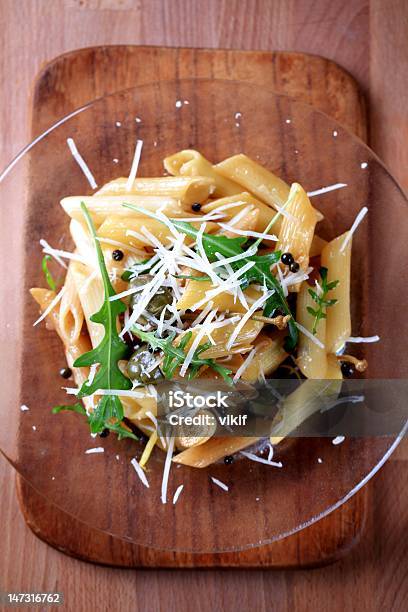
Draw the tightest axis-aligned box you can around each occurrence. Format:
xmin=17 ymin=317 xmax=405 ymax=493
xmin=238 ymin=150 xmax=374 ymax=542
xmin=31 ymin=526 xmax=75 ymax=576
xmin=0 ymin=79 xmax=407 ymax=553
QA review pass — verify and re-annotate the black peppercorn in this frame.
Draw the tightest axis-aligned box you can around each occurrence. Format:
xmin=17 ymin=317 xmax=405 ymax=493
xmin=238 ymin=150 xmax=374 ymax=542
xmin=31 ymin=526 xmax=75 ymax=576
xmin=99 ymin=428 xmax=110 ymax=438
xmin=224 ymin=455 xmax=234 ymax=465
xmin=281 ymin=252 xmax=294 ymax=265
xmin=289 ymin=261 xmax=300 ymax=273
xmin=59 ymin=367 xmax=72 ymax=379
xmin=191 ymin=202 xmax=202 ymax=212
xmin=112 ymin=249 xmax=124 ymax=261
xmin=341 ymin=361 xmax=355 ymax=377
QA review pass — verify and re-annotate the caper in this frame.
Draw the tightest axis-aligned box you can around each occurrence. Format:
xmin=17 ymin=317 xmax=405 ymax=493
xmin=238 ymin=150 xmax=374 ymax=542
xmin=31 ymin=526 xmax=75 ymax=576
xmin=130 ymin=276 xmax=173 ymax=317
xmin=126 ymin=344 xmax=164 ymax=384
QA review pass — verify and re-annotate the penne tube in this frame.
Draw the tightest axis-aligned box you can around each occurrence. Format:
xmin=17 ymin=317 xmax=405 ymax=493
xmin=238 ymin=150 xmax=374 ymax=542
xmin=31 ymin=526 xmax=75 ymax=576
xmin=172 ymin=436 xmax=259 ymax=468
xmin=277 ymin=183 xmax=317 ymax=275
xmin=321 ymin=232 xmax=352 ymax=353
xmin=30 ymin=287 xmax=94 ymax=412
xmin=61 ymin=195 xmax=185 ymax=227
xmin=215 ymin=154 xmax=291 ymax=209
xmin=176 ymin=280 xmax=261 ymax=313
xmin=241 ymin=333 xmax=287 ymax=381
xmin=70 ymin=262 xmax=105 ymax=348
xmin=58 ymin=262 xmax=84 ymax=344
xmin=163 ymin=149 xmax=243 ymax=197
xmin=97 ymin=216 xmax=217 ymax=250
xmin=269 ymin=378 xmax=342 ymax=445
xmin=202 ymin=192 xmax=283 ymax=235
xmin=309 ymin=234 xmax=328 ymax=258
xmin=179 ymin=318 xmax=264 ymax=359
xmin=296 ymin=281 xmax=327 ymax=379
xmin=95 ymin=176 xmax=216 ymax=205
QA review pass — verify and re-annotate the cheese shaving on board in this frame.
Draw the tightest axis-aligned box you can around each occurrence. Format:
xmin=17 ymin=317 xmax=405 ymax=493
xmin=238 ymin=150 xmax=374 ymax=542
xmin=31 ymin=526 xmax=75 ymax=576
xmin=210 ymin=477 xmax=229 ymax=491
xmin=240 ymin=451 xmax=283 ymax=467
xmin=131 ymin=457 xmax=150 ymax=488
xmin=340 ymin=206 xmax=368 ymax=252
xmin=161 ymin=436 xmax=175 ymax=503
xmin=67 ymin=137 xmax=98 ymax=189
xmin=172 ymin=484 xmax=184 ymax=505
xmin=307 ymin=183 xmax=347 ymax=197
xmin=126 ymin=139 xmax=143 ymax=191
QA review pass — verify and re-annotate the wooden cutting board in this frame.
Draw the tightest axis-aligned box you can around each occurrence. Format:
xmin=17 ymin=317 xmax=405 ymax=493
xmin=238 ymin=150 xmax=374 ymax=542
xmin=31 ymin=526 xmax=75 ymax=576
xmin=17 ymin=45 xmax=368 ymax=568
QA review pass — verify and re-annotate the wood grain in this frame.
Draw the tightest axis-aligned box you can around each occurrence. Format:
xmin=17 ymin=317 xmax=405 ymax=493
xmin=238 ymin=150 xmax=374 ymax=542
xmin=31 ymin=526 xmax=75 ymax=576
xmin=0 ymin=0 xmax=407 ymax=609
xmin=18 ymin=45 xmax=368 ymax=569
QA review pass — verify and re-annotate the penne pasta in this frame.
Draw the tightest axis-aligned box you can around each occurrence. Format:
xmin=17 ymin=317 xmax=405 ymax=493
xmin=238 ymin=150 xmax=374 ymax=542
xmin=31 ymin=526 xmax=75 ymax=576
xmin=321 ymin=232 xmax=352 ymax=353
xmin=70 ymin=262 xmax=105 ymax=348
xmin=296 ymin=281 xmax=327 ymax=379
xmin=202 ymin=192 xmax=283 ymax=235
xmin=215 ymin=154 xmax=291 ymax=209
xmin=61 ymin=195 xmax=185 ymax=227
xmin=95 ymin=175 xmax=216 ymax=205
xmin=163 ymin=149 xmax=243 ymax=197
xmin=241 ymin=333 xmax=288 ymax=381
xmin=277 ymin=182 xmax=317 ymax=276
xmin=172 ymin=436 xmax=259 ymax=468
xmin=176 ymin=280 xmax=261 ymax=313
xmin=58 ymin=262 xmax=84 ymax=344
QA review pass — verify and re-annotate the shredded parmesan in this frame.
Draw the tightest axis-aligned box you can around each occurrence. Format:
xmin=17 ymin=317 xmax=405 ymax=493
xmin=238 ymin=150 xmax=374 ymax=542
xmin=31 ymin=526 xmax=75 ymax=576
xmin=295 ymin=322 xmax=325 ymax=349
xmin=233 ymin=348 xmax=257 ymax=382
xmin=226 ymin=291 xmax=272 ymax=350
xmin=307 ymin=183 xmax=347 ymax=197
xmin=180 ymin=309 xmax=217 ymax=376
xmin=40 ymin=239 xmax=68 ymax=269
xmin=240 ymin=451 xmax=283 ymax=467
xmin=85 ymin=447 xmax=104 ymax=454
xmin=161 ymin=436 xmax=175 ymax=503
xmin=217 ymin=223 xmax=278 ymax=242
xmin=332 ymin=435 xmax=345 ymax=445
xmin=210 ymin=476 xmax=229 ymax=491
xmin=131 ymin=457 xmax=150 ymax=488
xmin=33 ymin=286 xmax=66 ymax=326
xmin=172 ymin=484 xmax=184 ymax=505
xmin=67 ymin=137 xmax=98 ymax=189
xmin=20 ymin=404 xmax=29 ymax=412
xmin=347 ymin=335 xmax=380 ymax=344
xmin=340 ymin=206 xmax=368 ymax=252
xmin=126 ymin=139 xmax=143 ymax=192
xmin=95 ymin=236 xmax=144 ymax=256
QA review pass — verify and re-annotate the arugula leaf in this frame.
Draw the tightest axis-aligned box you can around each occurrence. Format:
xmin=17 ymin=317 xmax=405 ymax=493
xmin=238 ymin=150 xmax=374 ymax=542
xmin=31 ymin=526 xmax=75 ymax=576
xmin=72 ymin=203 xmax=132 ymax=433
xmin=307 ymin=267 xmax=339 ymax=335
xmin=42 ymin=254 xmax=57 ymax=291
xmin=52 ymin=403 xmax=87 ymax=416
xmin=132 ymin=328 xmax=233 ymax=384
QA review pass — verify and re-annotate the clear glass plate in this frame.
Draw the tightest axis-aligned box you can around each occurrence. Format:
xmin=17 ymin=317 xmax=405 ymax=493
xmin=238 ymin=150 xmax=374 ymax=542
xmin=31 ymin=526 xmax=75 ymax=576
xmin=0 ymin=79 xmax=407 ymax=553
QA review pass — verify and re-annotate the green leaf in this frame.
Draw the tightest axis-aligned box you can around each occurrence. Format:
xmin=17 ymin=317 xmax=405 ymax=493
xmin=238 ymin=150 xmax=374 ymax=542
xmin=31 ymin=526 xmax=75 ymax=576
xmin=52 ymin=403 xmax=87 ymax=416
xmin=308 ymin=267 xmax=340 ymax=335
xmin=106 ymin=421 xmax=140 ymax=441
xmin=42 ymin=255 xmax=57 ymax=291
xmin=72 ymin=203 xmax=132 ymax=432
xmin=132 ymin=327 xmax=233 ymax=384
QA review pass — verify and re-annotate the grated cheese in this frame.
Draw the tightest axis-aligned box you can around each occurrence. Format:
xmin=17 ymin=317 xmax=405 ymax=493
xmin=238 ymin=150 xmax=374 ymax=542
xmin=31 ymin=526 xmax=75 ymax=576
xmin=67 ymin=137 xmax=98 ymax=189
xmin=95 ymin=236 xmax=145 ymax=256
xmin=226 ymin=291 xmax=272 ymax=350
xmin=307 ymin=183 xmax=347 ymax=197
xmin=20 ymin=404 xmax=29 ymax=412
xmin=233 ymin=348 xmax=257 ymax=382
xmin=161 ymin=436 xmax=175 ymax=503
xmin=85 ymin=447 xmax=104 ymax=454
xmin=295 ymin=322 xmax=325 ymax=349
xmin=172 ymin=484 xmax=184 ymax=505
xmin=131 ymin=457 xmax=150 ymax=488
xmin=210 ymin=476 xmax=229 ymax=491
xmin=347 ymin=335 xmax=380 ymax=344
xmin=180 ymin=309 xmax=217 ymax=376
xmin=240 ymin=451 xmax=283 ymax=467
xmin=332 ymin=435 xmax=345 ymax=445
xmin=217 ymin=223 xmax=278 ymax=242
xmin=40 ymin=239 xmax=68 ymax=269
xmin=126 ymin=139 xmax=143 ymax=192
xmin=33 ymin=286 xmax=66 ymax=326
xmin=340 ymin=206 xmax=368 ymax=252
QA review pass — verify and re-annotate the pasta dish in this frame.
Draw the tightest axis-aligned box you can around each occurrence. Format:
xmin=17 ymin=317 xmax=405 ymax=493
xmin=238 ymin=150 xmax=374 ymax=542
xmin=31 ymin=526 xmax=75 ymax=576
xmin=30 ymin=148 xmax=375 ymax=497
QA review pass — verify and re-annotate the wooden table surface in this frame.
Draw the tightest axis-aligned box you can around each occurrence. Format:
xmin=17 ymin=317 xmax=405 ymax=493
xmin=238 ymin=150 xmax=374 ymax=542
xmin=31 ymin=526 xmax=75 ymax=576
xmin=0 ymin=1 xmax=407 ymax=610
